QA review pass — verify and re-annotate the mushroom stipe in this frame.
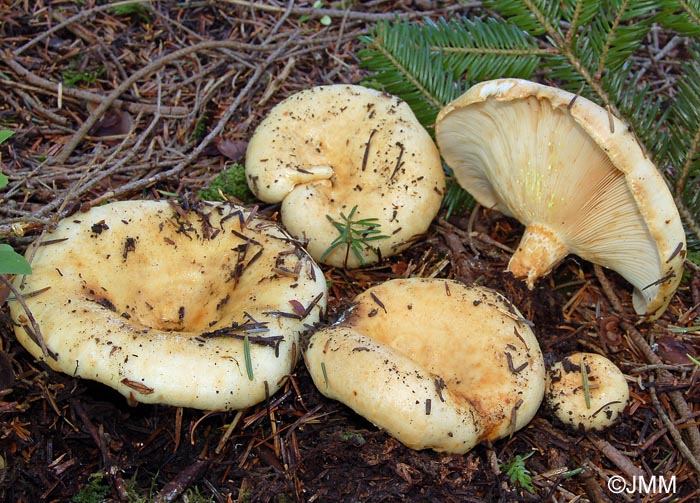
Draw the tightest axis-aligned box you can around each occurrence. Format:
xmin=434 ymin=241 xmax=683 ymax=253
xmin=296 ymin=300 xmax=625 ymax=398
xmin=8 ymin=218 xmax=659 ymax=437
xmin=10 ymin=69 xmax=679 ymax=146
xmin=8 ymin=200 xmax=328 ymax=410
xmin=436 ymin=78 xmax=686 ymax=320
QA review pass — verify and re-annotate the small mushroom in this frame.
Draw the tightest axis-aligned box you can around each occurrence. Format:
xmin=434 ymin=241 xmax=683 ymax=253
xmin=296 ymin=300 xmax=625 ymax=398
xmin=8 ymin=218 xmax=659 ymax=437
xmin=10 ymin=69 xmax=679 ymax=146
xmin=435 ymin=78 xmax=686 ymax=320
xmin=545 ymin=352 xmax=629 ymax=431
xmin=304 ymin=278 xmax=545 ymax=453
xmin=8 ymin=200 xmax=327 ymax=410
xmin=245 ymin=84 xmax=445 ymax=268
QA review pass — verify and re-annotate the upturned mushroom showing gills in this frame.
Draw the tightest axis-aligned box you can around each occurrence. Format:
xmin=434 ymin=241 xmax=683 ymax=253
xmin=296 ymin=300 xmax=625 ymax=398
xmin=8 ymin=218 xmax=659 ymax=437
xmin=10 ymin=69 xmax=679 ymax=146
xmin=304 ymin=278 xmax=545 ymax=453
xmin=8 ymin=200 xmax=327 ymax=410
xmin=435 ymin=78 xmax=686 ymax=320
xmin=245 ymin=84 xmax=445 ymax=268
xmin=545 ymin=352 xmax=629 ymax=431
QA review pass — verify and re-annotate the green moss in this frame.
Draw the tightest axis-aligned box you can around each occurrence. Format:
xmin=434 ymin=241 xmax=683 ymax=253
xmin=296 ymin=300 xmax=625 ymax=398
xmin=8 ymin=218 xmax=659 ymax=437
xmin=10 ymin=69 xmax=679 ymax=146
xmin=198 ymin=163 xmax=256 ymax=204
xmin=71 ymin=472 xmax=110 ymax=503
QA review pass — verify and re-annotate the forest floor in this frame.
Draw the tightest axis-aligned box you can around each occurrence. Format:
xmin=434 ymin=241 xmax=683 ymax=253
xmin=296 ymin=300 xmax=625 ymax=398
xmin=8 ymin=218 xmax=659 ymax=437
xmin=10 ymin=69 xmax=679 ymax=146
xmin=0 ymin=2 xmax=699 ymax=502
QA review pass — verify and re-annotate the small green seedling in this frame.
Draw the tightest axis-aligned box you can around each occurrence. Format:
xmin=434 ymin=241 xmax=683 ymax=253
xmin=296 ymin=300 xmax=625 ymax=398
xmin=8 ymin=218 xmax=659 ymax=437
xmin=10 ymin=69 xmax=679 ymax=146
xmin=321 ymin=205 xmax=388 ymax=268
xmin=341 ymin=431 xmax=366 ymax=446
xmin=300 ymin=1 xmax=331 ymax=25
xmin=500 ymin=450 xmax=536 ymax=494
xmin=61 ymin=68 xmax=104 ymax=87
xmin=71 ymin=472 xmax=110 ymax=503
xmin=108 ymin=2 xmax=153 ymax=22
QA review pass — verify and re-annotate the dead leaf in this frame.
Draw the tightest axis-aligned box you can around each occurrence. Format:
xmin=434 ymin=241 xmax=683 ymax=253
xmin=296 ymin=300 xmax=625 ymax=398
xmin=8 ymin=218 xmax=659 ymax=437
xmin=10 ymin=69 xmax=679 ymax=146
xmin=216 ymin=137 xmax=248 ymax=161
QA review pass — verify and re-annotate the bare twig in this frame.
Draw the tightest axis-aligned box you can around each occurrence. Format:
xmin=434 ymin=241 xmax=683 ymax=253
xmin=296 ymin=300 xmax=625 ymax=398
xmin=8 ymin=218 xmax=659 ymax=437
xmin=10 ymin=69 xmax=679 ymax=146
xmin=0 ymin=274 xmax=53 ymax=360
xmin=221 ymin=0 xmax=479 ymax=21
xmin=51 ymin=40 xmax=280 ymax=164
xmin=595 ymin=265 xmax=700 ymax=464
xmin=648 ymin=378 xmax=700 ymax=475
xmin=586 ymin=432 xmax=644 ymax=479
xmin=1 ymin=60 xmax=189 ymax=117
xmin=88 ymin=32 xmax=298 ymax=205
xmin=623 ymin=320 xmax=700 ymax=462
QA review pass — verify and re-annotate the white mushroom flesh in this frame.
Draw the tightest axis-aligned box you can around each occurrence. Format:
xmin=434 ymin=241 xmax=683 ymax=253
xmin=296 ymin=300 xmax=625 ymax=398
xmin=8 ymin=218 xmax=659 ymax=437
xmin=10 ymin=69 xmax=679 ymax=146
xmin=246 ymin=84 xmax=445 ymax=268
xmin=545 ymin=352 xmax=629 ymax=431
xmin=9 ymin=200 xmax=327 ymax=410
xmin=436 ymin=78 xmax=686 ymax=320
xmin=305 ymin=278 xmax=545 ymax=453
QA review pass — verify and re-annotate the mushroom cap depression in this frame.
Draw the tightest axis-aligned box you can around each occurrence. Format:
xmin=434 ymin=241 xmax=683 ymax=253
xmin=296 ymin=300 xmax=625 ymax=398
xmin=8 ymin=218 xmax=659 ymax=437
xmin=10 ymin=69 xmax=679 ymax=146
xmin=305 ymin=278 xmax=545 ymax=453
xmin=435 ymin=78 xmax=686 ymax=320
xmin=245 ymin=84 xmax=445 ymax=268
xmin=545 ymin=352 xmax=629 ymax=431
xmin=8 ymin=200 xmax=327 ymax=410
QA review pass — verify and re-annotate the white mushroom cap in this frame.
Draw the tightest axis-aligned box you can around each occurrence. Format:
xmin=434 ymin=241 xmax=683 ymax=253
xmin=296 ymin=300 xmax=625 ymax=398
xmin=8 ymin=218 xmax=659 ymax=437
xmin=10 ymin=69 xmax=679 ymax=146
xmin=245 ymin=84 xmax=445 ymax=268
xmin=435 ymin=78 xmax=686 ymax=320
xmin=9 ymin=200 xmax=327 ymax=410
xmin=305 ymin=278 xmax=545 ymax=453
xmin=545 ymin=352 xmax=629 ymax=431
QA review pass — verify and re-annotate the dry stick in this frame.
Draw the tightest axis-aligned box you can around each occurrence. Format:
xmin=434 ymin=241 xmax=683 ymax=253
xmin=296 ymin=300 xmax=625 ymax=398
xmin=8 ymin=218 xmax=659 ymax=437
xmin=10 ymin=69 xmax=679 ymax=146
xmin=586 ymin=432 xmax=644 ymax=479
xmin=594 ymin=265 xmax=700 ymax=463
xmin=153 ymin=459 xmax=209 ymax=503
xmin=51 ymin=40 xmax=281 ymax=165
xmin=89 ymin=34 xmax=297 ymax=206
xmin=648 ymin=379 xmax=700 ymax=475
xmin=72 ymin=401 xmax=130 ymax=501
xmin=58 ymin=110 xmax=147 ymax=214
xmin=54 ymin=75 xmax=166 ymax=214
xmin=222 ymin=0 xmax=481 ymax=20
xmin=13 ymin=0 xmax=157 ymax=56
xmin=623 ymin=320 xmax=700 ymax=462
xmin=1 ymin=59 xmax=188 ymax=117
xmin=0 ymin=274 xmax=52 ymax=359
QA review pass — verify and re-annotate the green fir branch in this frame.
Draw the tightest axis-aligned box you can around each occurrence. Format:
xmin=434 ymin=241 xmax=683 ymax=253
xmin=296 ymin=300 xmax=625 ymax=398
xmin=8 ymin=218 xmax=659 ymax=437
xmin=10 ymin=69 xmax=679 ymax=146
xmin=359 ymin=1 xmax=700 ymax=245
xmin=656 ymin=0 xmax=700 ymax=34
xmin=359 ymin=21 xmax=458 ymax=127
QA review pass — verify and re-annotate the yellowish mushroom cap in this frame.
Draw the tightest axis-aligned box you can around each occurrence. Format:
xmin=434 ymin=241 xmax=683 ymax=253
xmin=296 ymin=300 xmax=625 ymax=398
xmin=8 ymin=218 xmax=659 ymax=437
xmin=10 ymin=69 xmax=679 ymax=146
xmin=245 ymin=84 xmax=445 ymax=268
xmin=545 ymin=352 xmax=629 ymax=431
xmin=305 ymin=278 xmax=545 ymax=453
xmin=435 ymin=79 xmax=686 ymax=320
xmin=9 ymin=200 xmax=327 ymax=410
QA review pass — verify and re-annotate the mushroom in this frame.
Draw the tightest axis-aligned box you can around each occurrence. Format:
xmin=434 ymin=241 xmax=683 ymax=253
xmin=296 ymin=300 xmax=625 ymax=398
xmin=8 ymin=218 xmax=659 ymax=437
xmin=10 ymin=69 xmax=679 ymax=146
xmin=435 ymin=78 xmax=686 ymax=320
xmin=8 ymin=200 xmax=327 ymax=410
xmin=545 ymin=352 xmax=629 ymax=431
xmin=304 ymin=278 xmax=545 ymax=453
xmin=245 ymin=84 xmax=445 ymax=268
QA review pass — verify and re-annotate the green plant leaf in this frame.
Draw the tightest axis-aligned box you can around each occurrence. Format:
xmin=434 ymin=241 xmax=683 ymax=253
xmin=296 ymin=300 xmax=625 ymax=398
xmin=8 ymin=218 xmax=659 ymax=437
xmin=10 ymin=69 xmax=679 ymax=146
xmin=0 ymin=243 xmax=31 ymax=275
xmin=500 ymin=450 xmax=536 ymax=493
xmin=0 ymin=130 xmax=13 ymax=144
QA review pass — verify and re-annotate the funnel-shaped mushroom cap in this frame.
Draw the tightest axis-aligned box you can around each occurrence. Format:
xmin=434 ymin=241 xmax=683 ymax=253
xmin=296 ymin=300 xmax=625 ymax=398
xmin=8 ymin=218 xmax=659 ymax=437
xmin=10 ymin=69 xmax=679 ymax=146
xmin=435 ymin=79 xmax=686 ymax=320
xmin=305 ymin=278 xmax=545 ymax=453
xmin=8 ymin=201 xmax=327 ymax=410
xmin=246 ymin=85 xmax=445 ymax=268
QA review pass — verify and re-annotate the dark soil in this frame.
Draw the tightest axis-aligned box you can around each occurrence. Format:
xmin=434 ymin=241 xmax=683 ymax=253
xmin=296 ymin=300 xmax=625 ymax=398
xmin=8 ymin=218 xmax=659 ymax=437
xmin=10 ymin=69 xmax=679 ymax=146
xmin=0 ymin=2 xmax=698 ymax=502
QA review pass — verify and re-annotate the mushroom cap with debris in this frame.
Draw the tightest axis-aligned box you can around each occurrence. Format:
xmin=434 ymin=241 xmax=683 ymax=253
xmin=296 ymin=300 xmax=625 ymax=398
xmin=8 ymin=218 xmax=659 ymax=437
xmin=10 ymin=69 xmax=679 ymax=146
xmin=545 ymin=352 xmax=629 ymax=431
xmin=305 ymin=278 xmax=545 ymax=453
xmin=8 ymin=200 xmax=327 ymax=410
xmin=435 ymin=78 xmax=686 ymax=320
xmin=245 ymin=84 xmax=445 ymax=268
